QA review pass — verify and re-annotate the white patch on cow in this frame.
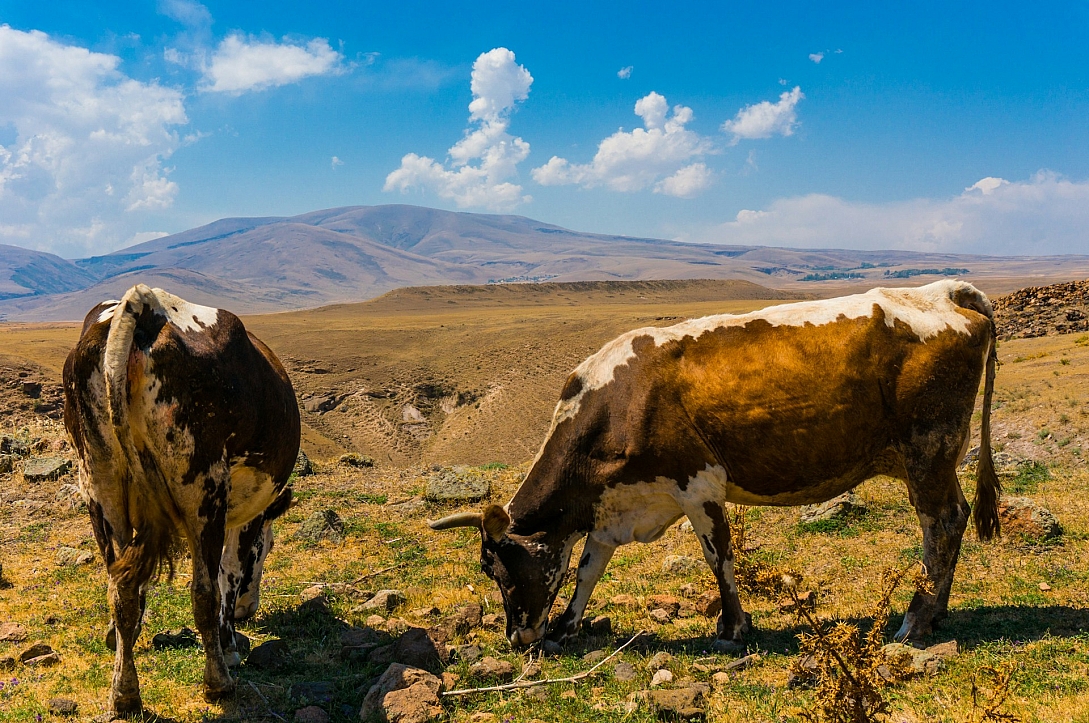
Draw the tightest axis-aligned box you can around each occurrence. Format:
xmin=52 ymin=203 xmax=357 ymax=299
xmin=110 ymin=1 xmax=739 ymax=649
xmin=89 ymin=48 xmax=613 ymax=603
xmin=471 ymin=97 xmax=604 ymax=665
xmin=96 ymin=301 xmax=121 ymax=324
xmin=226 ymin=462 xmax=277 ymax=528
xmin=148 ymin=287 xmax=220 ymax=333
xmin=591 ymin=478 xmax=685 ymax=547
xmin=553 ymin=279 xmax=983 ymax=425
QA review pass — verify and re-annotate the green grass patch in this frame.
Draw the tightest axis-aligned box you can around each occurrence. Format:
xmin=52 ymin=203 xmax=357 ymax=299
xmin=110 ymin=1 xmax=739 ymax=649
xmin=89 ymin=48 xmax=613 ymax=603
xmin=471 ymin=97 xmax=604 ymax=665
xmin=1008 ymin=460 xmax=1050 ymax=494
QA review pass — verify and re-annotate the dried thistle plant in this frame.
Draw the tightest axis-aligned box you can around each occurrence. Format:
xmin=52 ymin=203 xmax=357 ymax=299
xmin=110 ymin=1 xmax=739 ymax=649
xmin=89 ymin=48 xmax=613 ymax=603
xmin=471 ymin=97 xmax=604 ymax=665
xmin=730 ymin=505 xmax=802 ymax=597
xmin=968 ymin=662 xmax=1020 ymax=723
xmin=789 ymin=562 xmax=929 ymax=723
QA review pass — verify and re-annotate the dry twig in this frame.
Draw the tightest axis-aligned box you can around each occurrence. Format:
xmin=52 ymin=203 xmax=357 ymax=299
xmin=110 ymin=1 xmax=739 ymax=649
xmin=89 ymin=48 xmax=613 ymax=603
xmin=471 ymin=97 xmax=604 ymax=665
xmin=247 ymin=680 xmax=288 ymax=722
xmin=349 ymin=562 xmax=406 ymax=585
xmin=968 ymin=662 xmax=1020 ymax=723
xmin=440 ymin=630 xmax=646 ymax=698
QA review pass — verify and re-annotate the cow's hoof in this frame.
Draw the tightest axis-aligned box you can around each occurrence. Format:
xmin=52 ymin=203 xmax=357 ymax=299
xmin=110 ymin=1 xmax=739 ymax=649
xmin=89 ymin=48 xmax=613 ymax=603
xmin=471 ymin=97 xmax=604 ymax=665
xmin=893 ymin=613 xmax=932 ymax=643
xmin=203 ymin=679 xmax=236 ymax=703
xmin=107 ymin=693 xmax=142 ymax=718
xmin=712 ymin=638 xmax=747 ymax=655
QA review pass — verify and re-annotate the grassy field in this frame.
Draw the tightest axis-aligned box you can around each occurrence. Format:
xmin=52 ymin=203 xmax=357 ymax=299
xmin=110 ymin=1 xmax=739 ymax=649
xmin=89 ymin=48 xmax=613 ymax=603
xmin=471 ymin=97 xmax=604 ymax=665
xmin=2 ymin=284 xmax=1088 ymax=722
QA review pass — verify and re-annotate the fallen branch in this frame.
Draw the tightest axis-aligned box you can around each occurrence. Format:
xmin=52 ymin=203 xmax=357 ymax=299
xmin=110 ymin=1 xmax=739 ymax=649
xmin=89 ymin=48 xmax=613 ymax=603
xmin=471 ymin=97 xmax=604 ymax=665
xmin=349 ymin=562 xmax=406 ymax=585
xmin=247 ymin=680 xmax=288 ymax=722
xmin=441 ymin=630 xmax=646 ymax=698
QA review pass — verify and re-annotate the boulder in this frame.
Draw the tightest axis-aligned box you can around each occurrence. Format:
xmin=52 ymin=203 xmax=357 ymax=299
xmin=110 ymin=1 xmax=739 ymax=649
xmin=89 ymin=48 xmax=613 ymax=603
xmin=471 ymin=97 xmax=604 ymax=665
xmin=360 ymin=663 xmax=443 ymax=723
xmin=0 ymin=435 xmax=29 ymax=457
xmin=385 ymin=627 xmax=449 ymax=672
xmin=661 ymin=555 xmax=702 ymax=575
xmin=19 ymin=642 xmax=53 ymax=662
xmin=363 ymin=590 xmax=407 ymax=613
xmin=694 ymin=592 xmax=721 ymax=618
xmin=447 ymin=603 xmax=483 ymax=634
xmin=55 ymin=546 xmax=94 ymax=567
xmin=469 ymin=656 xmax=516 ymax=681
xmin=23 ymin=651 xmax=61 ymax=667
xmin=247 ymin=639 xmax=291 ymax=670
xmin=648 ymin=595 xmax=682 ymax=617
xmin=998 ymin=497 xmax=1062 ymax=540
xmin=47 ymin=698 xmax=78 ymax=716
xmin=0 ymin=622 xmax=27 ymax=642
xmin=22 ymin=456 xmax=71 ymax=482
xmin=293 ymin=450 xmax=314 ymax=476
xmin=649 ymin=609 xmax=672 ymax=624
xmin=425 ymin=466 xmax=490 ymax=503
xmin=799 ymin=492 xmax=865 ymax=524
xmin=295 ymin=510 xmax=345 ymax=544
xmin=881 ymin=643 xmax=941 ymax=677
xmin=630 ymin=685 xmax=709 ymax=720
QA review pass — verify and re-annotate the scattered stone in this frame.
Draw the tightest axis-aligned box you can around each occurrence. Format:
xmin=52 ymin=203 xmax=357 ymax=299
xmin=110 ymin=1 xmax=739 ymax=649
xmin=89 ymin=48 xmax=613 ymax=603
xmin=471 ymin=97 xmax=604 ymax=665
xmin=386 ymin=497 xmax=427 ymax=514
xmin=21 ymin=381 xmax=42 ymax=398
xmin=523 ymin=686 xmax=549 ymax=702
xmin=881 ymin=643 xmax=941 ymax=677
xmin=152 ymin=627 xmax=198 ymax=650
xmin=522 ymin=660 xmax=543 ymax=679
xmin=0 ymin=436 xmax=29 ymax=457
xmin=451 ymin=644 xmax=482 ymax=663
xmin=631 ymin=685 xmax=709 ymax=720
xmin=649 ymin=608 xmax=673 ymax=624
xmin=481 ymin=613 xmax=502 ymax=628
xmin=679 ymin=520 xmax=694 ymax=533
xmin=55 ymin=546 xmax=94 ymax=567
xmin=992 ymin=279 xmax=1089 ymax=340
xmin=425 ymin=466 xmax=491 ymax=502
xmin=610 ymin=594 xmax=638 ymax=608
xmin=722 ymin=653 xmax=760 ymax=672
xmin=360 ymin=663 xmax=443 ymax=723
xmin=295 ymin=509 xmax=345 ymax=544
xmin=366 ymin=614 xmax=387 ymax=628
xmin=19 ymin=642 xmax=53 ymax=662
xmin=289 ymin=681 xmax=336 ymax=706
xmin=47 ymin=698 xmax=78 ymax=716
xmin=387 ymin=627 xmax=449 ymax=672
xmin=247 ymin=639 xmax=291 ymax=670
xmin=799 ymin=492 xmax=865 ymax=524
xmin=560 ymin=690 xmax=577 ymax=700
xmin=0 ymin=622 xmax=27 ymax=642
xmin=293 ymin=450 xmax=314 ymax=476
xmin=386 ymin=618 xmax=410 ymax=636
xmin=648 ymin=595 xmax=682 ymax=616
xmin=293 ymin=705 xmax=328 ymax=723
xmin=363 ymin=589 xmax=407 ymax=613
xmin=447 ymin=603 xmax=483 ymax=634
xmin=299 ymin=588 xmax=333 ymax=616
xmin=0 ymin=656 xmax=14 ymax=670
xmin=694 ymin=592 xmax=721 ymax=618
xmin=614 ymin=661 xmax=636 ymax=681
xmin=469 ymin=656 xmax=516 ymax=681
xmin=54 ymin=483 xmax=85 ymax=511
xmin=410 ymin=606 xmax=441 ymax=619
xmin=339 ymin=452 xmax=374 ymax=468
xmin=998 ymin=497 xmax=1062 ymax=540
xmin=22 ymin=456 xmax=71 ymax=482
xmin=582 ymin=615 xmax=612 ymax=636
xmin=661 ymin=555 xmax=702 ymax=575
xmin=711 ymin=671 xmax=731 ymax=687
xmin=647 ymin=652 xmax=674 ymax=670
xmin=441 ymin=672 xmax=460 ymax=690
xmin=0 ymin=455 xmax=12 ymax=474
xmin=1039 ymin=582 xmax=1052 ymax=591
xmin=582 ymin=649 xmax=606 ymax=664
xmin=926 ymin=640 xmax=958 ymax=659
xmin=678 ymin=584 xmax=699 ymax=598
xmin=23 ymin=651 xmax=61 ymax=667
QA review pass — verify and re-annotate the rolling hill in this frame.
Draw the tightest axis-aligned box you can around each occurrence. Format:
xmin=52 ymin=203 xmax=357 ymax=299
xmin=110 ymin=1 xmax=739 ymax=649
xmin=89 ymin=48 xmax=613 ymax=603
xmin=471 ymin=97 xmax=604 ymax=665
xmin=3 ymin=203 xmax=1089 ymax=320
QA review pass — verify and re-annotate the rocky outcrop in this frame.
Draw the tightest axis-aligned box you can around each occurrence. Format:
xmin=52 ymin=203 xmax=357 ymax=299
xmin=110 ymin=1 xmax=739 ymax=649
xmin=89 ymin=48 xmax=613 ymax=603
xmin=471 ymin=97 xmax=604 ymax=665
xmin=993 ymin=280 xmax=1089 ymax=340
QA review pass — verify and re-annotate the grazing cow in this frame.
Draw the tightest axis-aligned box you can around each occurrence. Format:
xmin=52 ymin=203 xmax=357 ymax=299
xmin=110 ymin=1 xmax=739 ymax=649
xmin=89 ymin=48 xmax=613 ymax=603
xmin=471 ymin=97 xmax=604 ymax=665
xmin=63 ymin=285 xmax=300 ymax=715
xmin=432 ymin=279 xmax=1000 ymax=653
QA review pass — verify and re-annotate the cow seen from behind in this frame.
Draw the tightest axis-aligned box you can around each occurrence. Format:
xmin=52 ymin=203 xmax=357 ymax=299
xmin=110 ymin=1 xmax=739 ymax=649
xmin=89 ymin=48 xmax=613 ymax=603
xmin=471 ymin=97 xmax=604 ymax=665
xmin=63 ymin=284 xmax=301 ymax=716
xmin=431 ymin=279 xmax=1001 ymax=654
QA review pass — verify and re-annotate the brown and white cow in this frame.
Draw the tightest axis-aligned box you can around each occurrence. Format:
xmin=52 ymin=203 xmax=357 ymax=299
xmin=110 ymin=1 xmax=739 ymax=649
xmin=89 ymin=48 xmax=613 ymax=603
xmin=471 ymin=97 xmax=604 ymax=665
xmin=432 ymin=279 xmax=1001 ymax=653
xmin=63 ymin=284 xmax=300 ymax=715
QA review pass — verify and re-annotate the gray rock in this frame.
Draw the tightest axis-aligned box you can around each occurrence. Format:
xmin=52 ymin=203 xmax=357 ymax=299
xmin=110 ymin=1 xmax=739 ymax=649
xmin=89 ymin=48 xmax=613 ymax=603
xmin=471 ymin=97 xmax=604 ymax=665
xmin=799 ymin=492 xmax=866 ymax=524
xmin=339 ymin=452 xmax=374 ymax=468
xmin=614 ymin=661 xmax=636 ymax=681
xmin=0 ymin=436 xmax=29 ymax=457
xmin=247 ymin=639 xmax=291 ymax=670
xmin=293 ymin=706 xmax=329 ymax=723
xmin=293 ymin=450 xmax=314 ymax=477
xmin=388 ymin=627 xmax=449 ymax=672
xmin=630 ymin=685 xmax=710 ymax=720
xmin=55 ymin=546 xmax=94 ymax=567
xmin=0 ymin=622 xmax=27 ymax=642
xmin=0 ymin=656 xmax=14 ymax=670
xmin=0 ymin=454 xmax=12 ymax=474
xmin=451 ymin=644 xmax=482 ymax=663
xmin=998 ymin=496 xmax=1062 ymax=540
xmin=469 ymin=656 xmax=516 ymax=681
xmin=650 ymin=668 xmax=673 ymax=686
xmin=661 ymin=555 xmax=702 ymax=575
xmin=295 ymin=509 xmax=345 ymax=544
xmin=647 ymin=652 xmax=673 ymax=670
xmin=152 ymin=627 xmax=198 ymax=650
xmin=881 ymin=643 xmax=941 ymax=677
xmin=362 ymin=589 xmax=407 ymax=613
xmin=22 ymin=456 xmax=71 ymax=482
xmin=649 ymin=608 xmax=673 ymax=624
xmin=290 ymin=681 xmax=336 ymax=706
xmin=54 ymin=484 xmax=85 ymax=511
xmin=48 ymin=698 xmax=78 ymax=716
xmin=360 ymin=664 xmax=442 ymax=723
xmin=425 ymin=466 xmax=490 ymax=502
xmin=23 ymin=652 xmax=61 ymax=667
xmin=582 ymin=649 xmax=607 ymax=664
xmin=19 ymin=642 xmax=53 ymax=662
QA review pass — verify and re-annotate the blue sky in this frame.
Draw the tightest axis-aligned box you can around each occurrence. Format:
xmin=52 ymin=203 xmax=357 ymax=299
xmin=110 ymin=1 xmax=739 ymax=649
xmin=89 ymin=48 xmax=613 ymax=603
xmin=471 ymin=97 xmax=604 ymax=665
xmin=1 ymin=0 xmax=1088 ymax=258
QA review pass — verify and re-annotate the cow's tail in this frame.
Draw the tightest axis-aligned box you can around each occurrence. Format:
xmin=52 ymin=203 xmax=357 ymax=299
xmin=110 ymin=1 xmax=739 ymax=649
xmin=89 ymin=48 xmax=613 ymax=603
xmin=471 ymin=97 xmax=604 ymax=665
xmin=949 ymin=281 xmax=1001 ymax=541
xmin=102 ymin=284 xmax=179 ymax=584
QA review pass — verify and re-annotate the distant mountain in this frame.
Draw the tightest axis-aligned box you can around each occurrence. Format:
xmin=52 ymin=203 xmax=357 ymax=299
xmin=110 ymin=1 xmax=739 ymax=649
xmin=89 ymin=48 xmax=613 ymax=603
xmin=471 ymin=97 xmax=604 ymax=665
xmin=3 ymin=204 xmax=1089 ymax=321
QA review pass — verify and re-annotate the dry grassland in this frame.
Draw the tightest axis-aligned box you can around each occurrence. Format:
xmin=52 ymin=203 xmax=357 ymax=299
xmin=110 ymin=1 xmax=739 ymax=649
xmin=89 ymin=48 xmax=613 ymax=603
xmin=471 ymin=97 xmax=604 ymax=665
xmin=1 ymin=281 xmax=1088 ymax=723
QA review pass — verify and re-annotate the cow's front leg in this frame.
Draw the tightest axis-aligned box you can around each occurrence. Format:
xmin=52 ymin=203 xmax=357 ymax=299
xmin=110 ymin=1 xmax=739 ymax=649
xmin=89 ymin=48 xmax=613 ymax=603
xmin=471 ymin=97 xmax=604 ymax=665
xmin=686 ymin=501 xmax=747 ymax=654
xmin=545 ymin=536 xmax=616 ymax=645
xmin=187 ymin=488 xmax=235 ymax=702
xmin=896 ymin=466 xmax=969 ymax=642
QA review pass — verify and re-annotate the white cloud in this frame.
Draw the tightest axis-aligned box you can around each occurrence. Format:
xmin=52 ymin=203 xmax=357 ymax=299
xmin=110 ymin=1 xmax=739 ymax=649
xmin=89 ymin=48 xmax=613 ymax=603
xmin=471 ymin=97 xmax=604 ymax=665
xmin=617 ymin=65 xmax=633 ymax=79
xmin=809 ymin=52 xmax=824 ymax=64
xmin=706 ymin=172 xmax=1089 ymax=255
xmin=0 ymin=25 xmax=188 ymax=256
xmin=201 ymin=34 xmax=345 ymax=94
xmin=531 ymin=91 xmax=714 ymax=197
xmin=158 ymin=0 xmax=212 ymax=29
xmin=384 ymin=47 xmax=533 ymax=211
xmin=331 ymin=155 xmax=344 ymax=169
xmin=722 ymin=86 xmax=804 ymax=143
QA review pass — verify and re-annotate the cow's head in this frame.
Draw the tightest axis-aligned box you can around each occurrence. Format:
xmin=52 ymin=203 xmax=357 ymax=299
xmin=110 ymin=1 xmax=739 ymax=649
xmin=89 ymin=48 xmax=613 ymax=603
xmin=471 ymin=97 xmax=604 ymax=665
xmin=229 ymin=487 xmax=293 ymax=621
xmin=430 ymin=505 xmax=567 ymax=648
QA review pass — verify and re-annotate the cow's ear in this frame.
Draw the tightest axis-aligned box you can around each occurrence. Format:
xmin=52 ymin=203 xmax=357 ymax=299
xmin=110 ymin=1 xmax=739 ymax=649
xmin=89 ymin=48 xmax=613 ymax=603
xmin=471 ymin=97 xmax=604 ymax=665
xmin=482 ymin=504 xmax=511 ymax=541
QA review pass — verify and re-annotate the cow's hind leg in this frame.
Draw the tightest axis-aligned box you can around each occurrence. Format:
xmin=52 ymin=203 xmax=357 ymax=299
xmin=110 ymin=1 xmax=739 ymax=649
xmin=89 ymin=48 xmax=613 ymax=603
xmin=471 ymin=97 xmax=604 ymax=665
xmin=218 ymin=525 xmax=248 ymax=669
xmin=545 ymin=536 xmax=616 ymax=645
xmin=686 ymin=501 xmax=747 ymax=654
xmin=896 ymin=464 xmax=970 ymax=642
xmin=187 ymin=483 xmax=235 ymax=702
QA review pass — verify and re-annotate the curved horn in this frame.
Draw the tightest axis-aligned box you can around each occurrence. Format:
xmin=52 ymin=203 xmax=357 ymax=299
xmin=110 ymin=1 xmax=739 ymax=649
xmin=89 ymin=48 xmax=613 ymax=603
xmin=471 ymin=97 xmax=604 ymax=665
xmin=428 ymin=512 xmax=483 ymax=530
